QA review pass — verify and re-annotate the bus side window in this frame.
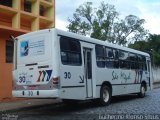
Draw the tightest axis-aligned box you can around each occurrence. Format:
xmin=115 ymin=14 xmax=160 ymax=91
xmin=137 ymin=55 xmax=147 ymax=71
xmin=113 ymin=49 xmax=119 ymax=68
xmin=106 ymin=47 xmax=114 ymax=68
xmin=143 ymin=56 xmax=147 ymax=71
xmin=129 ymin=53 xmax=137 ymax=70
xmin=60 ymin=37 xmax=82 ymax=66
xmin=95 ymin=45 xmax=105 ymax=68
xmin=119 ymin=50 xmax=130 ymax=69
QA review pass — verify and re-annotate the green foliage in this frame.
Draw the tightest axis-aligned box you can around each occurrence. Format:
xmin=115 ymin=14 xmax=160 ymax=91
xmin=112 ymin=15 xmax=148 ymax=45
xmin=128 ymin=41 xmax=150 ymax=52
xmin=68 ymin=1 xmax=119 ymax=41
xmin=67 ymin=1 xmax=148 ymax=46
xmin=128 ymin=34 xmax=160 ymax=66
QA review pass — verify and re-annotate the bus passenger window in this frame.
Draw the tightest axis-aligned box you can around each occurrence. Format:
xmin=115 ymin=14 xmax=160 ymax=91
xmin=137 ymin=55 xmax=147 ymax=71
xmin=129 ymin=53 xmax=137 ymax=70
xmin=106 ymin=48 xmax=114 ymax=68
xmin=60 ymin=37 xmax=82 ymax=66
xmin=113 ymin=49 xmax=119 ymax=68
xmin=119 ymin=51 xmax=130 ymax=69
xmin=95 ymin=45 xmax=105 ymax=68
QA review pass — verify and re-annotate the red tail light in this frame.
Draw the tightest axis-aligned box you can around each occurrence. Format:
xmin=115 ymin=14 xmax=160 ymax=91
xmin=52 ymin=77 xmax=59 ymax=84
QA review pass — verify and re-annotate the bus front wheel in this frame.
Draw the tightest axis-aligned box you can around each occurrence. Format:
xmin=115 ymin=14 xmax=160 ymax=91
xmin=100 ymin=85 xmax=112 ymax=106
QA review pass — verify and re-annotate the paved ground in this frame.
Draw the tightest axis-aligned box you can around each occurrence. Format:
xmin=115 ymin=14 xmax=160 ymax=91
xmin=0 ymin=99 xmax=61 ymax=111
xmin=153 ymin=82 xmax=160 ymax=89
xmin=1 ymin=88 xmax=160 ymax=120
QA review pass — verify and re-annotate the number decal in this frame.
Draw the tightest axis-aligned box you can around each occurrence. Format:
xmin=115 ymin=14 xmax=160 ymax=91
xmin=28 ymin=91 xmax=33 ymax=96
xmin=19 ymin=76 xmax=26 ymax=83
xmin=26 ymin=91 xmax=33 ymax=96
xmin=68 ymin=72 xmax=71 ymax=79
xmin=64 ymin=72 xmax=71 ymax=79
xmin=64 ymin=72 xmax=68 ymax=79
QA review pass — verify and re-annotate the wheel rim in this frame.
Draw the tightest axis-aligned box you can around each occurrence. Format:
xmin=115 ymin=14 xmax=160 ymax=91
xmin=103 ymin=88 xmax=109 ymax=102
xmin=141 ymin=86 xmax=145 ymax=95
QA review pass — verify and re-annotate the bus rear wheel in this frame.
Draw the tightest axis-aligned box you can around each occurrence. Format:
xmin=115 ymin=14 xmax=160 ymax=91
xmin=138 ymin=84 xmax=146 ymax=98
xmin=100 ymin=85 xmax=111 ymax=106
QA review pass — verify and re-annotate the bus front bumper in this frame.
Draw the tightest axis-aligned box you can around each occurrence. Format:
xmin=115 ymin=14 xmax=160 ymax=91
xmin=12 ymin=89 xmax=59 ymax=98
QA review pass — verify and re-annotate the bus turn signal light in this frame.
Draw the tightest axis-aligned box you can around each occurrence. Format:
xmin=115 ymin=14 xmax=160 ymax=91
xmin=52 ymin=77 xmax=59 ymax=84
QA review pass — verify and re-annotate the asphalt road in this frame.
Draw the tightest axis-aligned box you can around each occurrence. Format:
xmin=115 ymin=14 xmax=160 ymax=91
xmin=2 ymin=88 xmax=160 ymax=120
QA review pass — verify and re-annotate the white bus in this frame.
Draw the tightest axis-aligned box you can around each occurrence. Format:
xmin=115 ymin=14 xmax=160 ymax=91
xmin=12 ymin=28 xmax=152 ymax=105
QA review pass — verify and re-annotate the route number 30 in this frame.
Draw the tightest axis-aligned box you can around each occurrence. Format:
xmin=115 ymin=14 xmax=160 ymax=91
xmin=64 ymin=72 xmax=71 ymax=79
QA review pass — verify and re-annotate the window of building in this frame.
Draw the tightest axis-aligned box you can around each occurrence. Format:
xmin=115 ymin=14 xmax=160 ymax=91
xmin=0 ymin=0 xmax=12 ymax=7
xmin=95 ymin=45 xmax=105 ymax=68
xmin=60 ymin=37 xmax=82 ymax=66
xmin=40 ymin=5 xmax=45 ymax=16
xmin=45 ymin=0 xmax=52 ymax=2
xmin=24 ymin=0 xmax=32 ymax=13
xmin=119 ymin=50 xmax=130 ymax=69
xmin=6 ymin=40 xmax=14 ymax=63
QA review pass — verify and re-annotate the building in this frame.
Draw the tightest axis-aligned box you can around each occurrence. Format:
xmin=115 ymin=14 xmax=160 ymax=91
xmin=0 ymin=0 xmax=55 ymax=101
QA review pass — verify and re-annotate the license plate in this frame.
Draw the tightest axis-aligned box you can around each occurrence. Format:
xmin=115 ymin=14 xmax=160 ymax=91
xmin=24 ymin=91 xmax=33 ymax=96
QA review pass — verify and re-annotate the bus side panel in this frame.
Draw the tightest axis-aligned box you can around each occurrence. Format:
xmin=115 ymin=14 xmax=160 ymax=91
xmin=59 ymin=65 xmax=86 ymax=100
xmin=125 ymin=84 xmax=140 ymax=94
xmin=58 ymin=37 xmax=86 ymax=100
xmin=95 ymin=68 xmax=145 ymax=96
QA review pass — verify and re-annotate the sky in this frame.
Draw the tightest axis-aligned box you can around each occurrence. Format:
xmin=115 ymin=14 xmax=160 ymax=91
xmin=56 ymin=0 xmax=160 ymax=34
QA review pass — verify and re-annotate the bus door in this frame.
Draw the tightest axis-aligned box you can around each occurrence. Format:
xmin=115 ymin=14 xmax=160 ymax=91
xmin=146 ymin=57 xmax=151 ymax=88
xmin=83 ymin=48 xmax=93 ymax=98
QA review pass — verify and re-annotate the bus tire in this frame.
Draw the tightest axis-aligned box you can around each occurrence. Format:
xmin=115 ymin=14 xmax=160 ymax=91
xmin=99 ymin=85 xmax=112 ymax=106
xmin=138 ymin=84 xmax=146 ymax=98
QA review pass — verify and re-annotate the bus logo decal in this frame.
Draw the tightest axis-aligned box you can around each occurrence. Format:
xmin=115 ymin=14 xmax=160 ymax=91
xmin=37 ymin=70 xmax=52 ymax=82
xmin=135 ymin=70 xmax=143 ymax=83
xmin=46 ymin=70 xmax=52 ymax=81
xmin=37 ymin=71 xmax=43 ymax=82
xmin=20 ymin=41 xmax=29 ymax=57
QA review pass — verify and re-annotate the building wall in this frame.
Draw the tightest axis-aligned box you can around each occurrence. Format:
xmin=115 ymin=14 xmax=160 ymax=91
xmin=0 ymin=32 xmax=9 ymax=100
xmin=0 ymin=0 xmax=55 ymax=101
xmin=0 ymin=32 xmax=11 ymax=100
xmin=0 ymin=29 xmax=23 ymax=101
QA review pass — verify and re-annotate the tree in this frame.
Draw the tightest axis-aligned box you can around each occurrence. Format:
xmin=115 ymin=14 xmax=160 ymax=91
xmin=112 ymin=15 xmax=148 ymax=45
xmin=67 ymin=2 xmax=118 ymax=40
xmin=148 ymin=34 xmax=160 ymax=66
xmin=128 ymin=40 xmax=150 ymax=52
xmin=128 ymin=34 xmax=160 ymax=66
xmin=67 ymin=1 xmax=148 ymax=46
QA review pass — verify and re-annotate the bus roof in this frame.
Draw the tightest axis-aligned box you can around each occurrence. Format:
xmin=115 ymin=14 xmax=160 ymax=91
xmin=55 ymin=28 xmax=150 ymax=57
xmin=17 ymin=28 xmax=150 ymax=57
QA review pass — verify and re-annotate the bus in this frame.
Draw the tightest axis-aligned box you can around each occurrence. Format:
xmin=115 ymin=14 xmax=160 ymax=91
xmin=12 ymin=28 xmax=152 ymax=106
